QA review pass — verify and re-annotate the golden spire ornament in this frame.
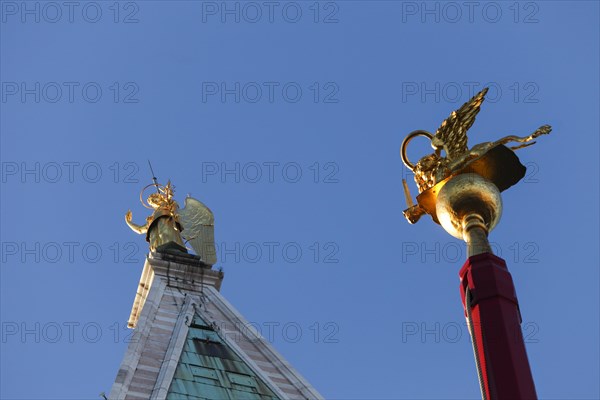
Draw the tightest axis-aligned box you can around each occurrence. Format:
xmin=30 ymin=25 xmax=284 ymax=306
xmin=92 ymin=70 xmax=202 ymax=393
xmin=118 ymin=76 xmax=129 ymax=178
xmin=400 ymin=87 xmax=551 ymax=255
xmin=125 ymin=176 xmax=217 ymax=265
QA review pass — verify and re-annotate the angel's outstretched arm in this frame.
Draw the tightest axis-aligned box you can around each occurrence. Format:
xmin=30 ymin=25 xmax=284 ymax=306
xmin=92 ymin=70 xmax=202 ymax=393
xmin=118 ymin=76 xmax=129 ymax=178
xmin=125 ymin=210 xmax=148 ymax=234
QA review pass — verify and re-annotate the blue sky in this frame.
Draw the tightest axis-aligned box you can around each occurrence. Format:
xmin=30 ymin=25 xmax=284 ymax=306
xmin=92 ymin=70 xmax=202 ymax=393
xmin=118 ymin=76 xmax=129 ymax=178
xmin=1 ymin=1 xmax=598 ymax=399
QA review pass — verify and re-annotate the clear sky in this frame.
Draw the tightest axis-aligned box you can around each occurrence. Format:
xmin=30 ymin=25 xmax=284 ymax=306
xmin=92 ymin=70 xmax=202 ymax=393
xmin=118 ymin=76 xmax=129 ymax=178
xmin=1 ymin=1 xmax=598 ymax=399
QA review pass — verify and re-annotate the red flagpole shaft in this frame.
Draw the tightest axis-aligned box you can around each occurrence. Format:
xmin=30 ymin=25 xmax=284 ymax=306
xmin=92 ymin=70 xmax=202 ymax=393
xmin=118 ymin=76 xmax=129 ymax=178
xmin=459 ymin=253 xmax=537 ymax=400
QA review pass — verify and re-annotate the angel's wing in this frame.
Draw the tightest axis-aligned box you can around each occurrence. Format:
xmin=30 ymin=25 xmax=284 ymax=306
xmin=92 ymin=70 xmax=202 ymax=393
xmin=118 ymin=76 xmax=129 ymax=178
xmin=434 ymin=87 xmax=488 ymax=159
xmin=178 ymin=197 xmax=217 ymax=265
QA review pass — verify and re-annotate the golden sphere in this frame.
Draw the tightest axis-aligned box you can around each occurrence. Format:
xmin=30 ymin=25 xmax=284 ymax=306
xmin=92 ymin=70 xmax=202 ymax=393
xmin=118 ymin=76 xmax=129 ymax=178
xmin=435 ymin=173 xmax=502 ymax=240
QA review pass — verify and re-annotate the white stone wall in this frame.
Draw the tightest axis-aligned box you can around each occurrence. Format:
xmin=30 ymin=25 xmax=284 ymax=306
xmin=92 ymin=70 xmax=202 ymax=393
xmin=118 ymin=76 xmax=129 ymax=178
xmin=109 ymin=253 xmax=323 ymax=400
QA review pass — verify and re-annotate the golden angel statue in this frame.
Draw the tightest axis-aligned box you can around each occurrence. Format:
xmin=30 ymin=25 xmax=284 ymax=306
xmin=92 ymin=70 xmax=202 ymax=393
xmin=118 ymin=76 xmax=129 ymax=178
xmin=401 ymin=87 xmax=552 ymax=224
xmin=125 ymin=180 xmax=217 ymax=265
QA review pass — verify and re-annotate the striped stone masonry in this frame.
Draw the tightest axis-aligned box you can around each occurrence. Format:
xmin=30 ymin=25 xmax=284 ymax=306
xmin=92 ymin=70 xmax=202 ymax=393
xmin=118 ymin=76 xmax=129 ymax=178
xmin=109 ymin=251 xmax=323 ymax=400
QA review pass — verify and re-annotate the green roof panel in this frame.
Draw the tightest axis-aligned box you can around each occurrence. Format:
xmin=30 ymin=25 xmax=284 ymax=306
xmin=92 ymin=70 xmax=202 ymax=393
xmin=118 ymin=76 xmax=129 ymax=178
xmin=166 ymin=314 xmax=280 ymax=400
